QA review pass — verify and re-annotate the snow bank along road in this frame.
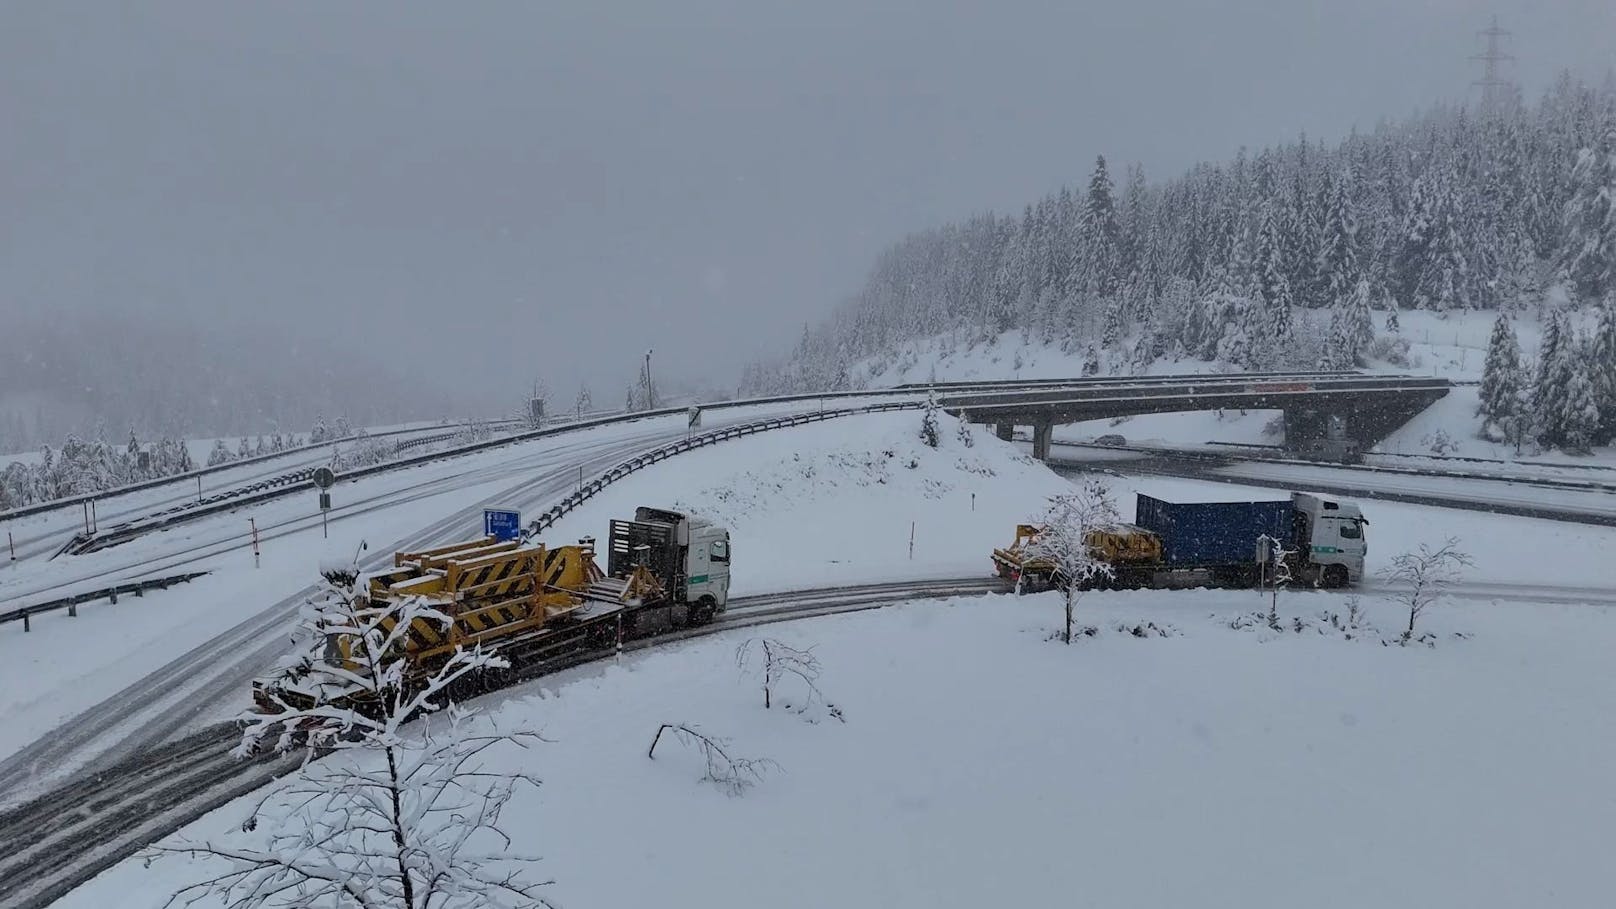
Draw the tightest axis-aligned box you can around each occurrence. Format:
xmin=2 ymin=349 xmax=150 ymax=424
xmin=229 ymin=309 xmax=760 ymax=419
xmin=0 ymin=403 xmax=847 ymax=614
xmin=0 ymin=577 xmax=1007 ymax=909
xmin=0 ymin=423 xmax=496 ymax=563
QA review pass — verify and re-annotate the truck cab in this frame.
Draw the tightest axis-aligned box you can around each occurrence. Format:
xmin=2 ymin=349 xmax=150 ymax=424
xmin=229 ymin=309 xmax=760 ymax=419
xmin=1291 ymin=492 xmax=1366 ymax=586
xmin=608 ymin=506 xmax=731 ymax=624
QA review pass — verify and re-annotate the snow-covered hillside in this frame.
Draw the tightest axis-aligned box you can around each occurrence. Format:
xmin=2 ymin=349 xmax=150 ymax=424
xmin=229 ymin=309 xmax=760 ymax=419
xmin=545 ymin=411 xmax=1071 ymax=594
xmin=842 ymin=306 xmax=1616 ymax=464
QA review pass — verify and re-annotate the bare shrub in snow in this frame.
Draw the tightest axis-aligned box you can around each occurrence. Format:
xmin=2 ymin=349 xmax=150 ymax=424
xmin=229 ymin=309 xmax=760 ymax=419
xmin=1319 ymin=595 xmax=1378 ymax=641
xmin=1256 ymin=533 xmax=1297 ymax=631
xmin=1420 ymin=428 xmax=1459 ymax=455
xmin=1365 ymin=334 xmax=1416 ymax=368
xmin=1380 ymin=538 xmax=1474 ymax=644
xmin=647 ymin=724 xmax=778 ymax=796
xmin=735 ymin=637 xmax=825 ymax=712
xmin=1024 ymin=479 xmax=1118 ymax=644
xmin=1114 ymin=620 xmax=1177 ymax=638
xmin=148 ymin=568 xmax=551 ymax=909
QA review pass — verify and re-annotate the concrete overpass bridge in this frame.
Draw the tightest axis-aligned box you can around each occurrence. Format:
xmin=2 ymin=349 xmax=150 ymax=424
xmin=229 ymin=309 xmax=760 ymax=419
xmin=941 ymin=374 xmax=1452 ymax=461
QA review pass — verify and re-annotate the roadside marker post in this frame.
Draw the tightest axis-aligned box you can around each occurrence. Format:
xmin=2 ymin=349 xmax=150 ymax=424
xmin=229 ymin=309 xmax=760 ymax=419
xmin=250 ymin=518 xmax=261 ymax=568
xmin=7 ymin=531 xmax=14 ymax=567
xmin=313 ymin=467 xmax=337 ymax=539
xmin=909 ymin=521 xmax=915 ymax=560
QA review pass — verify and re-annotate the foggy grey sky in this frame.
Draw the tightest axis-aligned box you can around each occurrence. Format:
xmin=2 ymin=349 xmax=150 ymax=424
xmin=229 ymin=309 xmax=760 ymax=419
xmin=3 ymin=0 xmax=1613 ymax=412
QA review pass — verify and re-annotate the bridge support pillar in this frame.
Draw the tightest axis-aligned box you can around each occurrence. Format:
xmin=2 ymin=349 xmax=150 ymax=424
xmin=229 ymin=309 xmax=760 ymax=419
xmin=996 ymin=423 xmax=1014 ymax=442
xmin=1032 ymin=422 xmax=1053 ymax=461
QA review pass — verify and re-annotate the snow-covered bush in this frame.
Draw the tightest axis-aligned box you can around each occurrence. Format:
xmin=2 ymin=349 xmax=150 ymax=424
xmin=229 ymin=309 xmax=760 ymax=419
xmin=1023 ymin=479 xmax=1119 ymax=644
xmin=1365 ymin=334 xmax=1415 ymax=367
xmin=1420 ymin=429 xmax=1459 ymax=455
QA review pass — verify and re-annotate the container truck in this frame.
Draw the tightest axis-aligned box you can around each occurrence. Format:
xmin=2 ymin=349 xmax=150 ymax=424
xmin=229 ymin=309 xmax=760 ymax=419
xmin=993 ymin=491 xmax=1366 ymax=591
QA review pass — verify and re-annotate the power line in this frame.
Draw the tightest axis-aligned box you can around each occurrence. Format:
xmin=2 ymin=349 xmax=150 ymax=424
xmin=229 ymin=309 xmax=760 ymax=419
xmin=1470 ymin=15 xmax=1515 ymax=112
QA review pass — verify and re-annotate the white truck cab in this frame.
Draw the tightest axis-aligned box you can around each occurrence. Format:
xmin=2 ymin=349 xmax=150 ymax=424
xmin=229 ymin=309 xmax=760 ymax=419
xmin=1291 ymin=492 xmax=1367 ymax=585
xmin=608 ymin=506 xmax=731 ymax=624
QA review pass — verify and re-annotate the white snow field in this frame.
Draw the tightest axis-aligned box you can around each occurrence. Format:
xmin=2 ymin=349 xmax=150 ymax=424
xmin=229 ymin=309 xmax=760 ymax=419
xmin=58 ymin=587 xmax=1616 ymax=909
xmin=39 ymin=405 xmax=1616 ymax=908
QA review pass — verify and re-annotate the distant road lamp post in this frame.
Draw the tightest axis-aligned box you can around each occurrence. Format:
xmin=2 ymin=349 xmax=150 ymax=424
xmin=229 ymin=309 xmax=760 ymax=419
xmin=645 ymin=349 xmax=655 ymax=410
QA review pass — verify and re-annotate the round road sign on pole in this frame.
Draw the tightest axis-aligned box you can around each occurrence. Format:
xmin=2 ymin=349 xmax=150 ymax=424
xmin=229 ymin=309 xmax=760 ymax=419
xmin=313 ymin=467 xmax=337 ymax=490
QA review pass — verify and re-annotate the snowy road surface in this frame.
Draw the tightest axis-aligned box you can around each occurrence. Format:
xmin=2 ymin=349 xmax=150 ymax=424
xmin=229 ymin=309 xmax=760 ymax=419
xmin=0 ymin=401 xmax=889 ymax=804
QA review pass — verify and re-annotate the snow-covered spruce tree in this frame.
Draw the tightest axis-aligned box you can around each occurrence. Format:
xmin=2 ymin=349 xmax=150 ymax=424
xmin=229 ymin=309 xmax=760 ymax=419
xmin=1315 ymin=170 xmax=1360 ymax=307
xmin=1327 ymin=277 xmax=1375 ymax=367
xmin=1591 ymin=299 xmax=1616 ymax=444
xmin=1023 ymin=479 xmax=1119 ymax=645
xmin=1257 ymin=203 xmax=1296 ymax=351
xmin=1560 ymin=109 xmax=1616 ymax=304
xmin=919 ymin=394 xmax=940 ymax=448
xmin=1478 ymin=313 xmax=1525 ymax=439
xmin=1083 ymin=344 xmax=1100 ymax=376
xmin=1100 ymin=298 xmax=1123 ymax=350
xmin=1533 ymin=311 xmax=1572 ymax=448
xmin=309 ymin=414 xmax=331 ymax=444
xmin=1086 ymin=155 xmax=1121 ymax=300
xmin=151 ymin=567 xmax=551 ymax=909
xmin=1415 ymin=181 xmax=1472 ymax=311
xmin=955 ymin=415 xmax=975 ymax=447
xmin=1560 ymin=352 xmax=1602 ymax=453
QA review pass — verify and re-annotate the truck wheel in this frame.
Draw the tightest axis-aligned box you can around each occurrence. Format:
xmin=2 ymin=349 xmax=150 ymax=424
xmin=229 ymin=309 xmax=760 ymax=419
xmin=1323 ymin=565 xmax=1348 ymax=589
xmin=691 ymin=596 xmax=718 ymax=626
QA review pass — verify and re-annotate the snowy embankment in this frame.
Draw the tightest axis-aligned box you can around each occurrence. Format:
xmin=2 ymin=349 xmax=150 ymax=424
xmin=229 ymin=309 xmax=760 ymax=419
xmin=543 ymin=411 xmax=1071 ymax=595
xmin=61 ymin=588 xmax=1616 ymax=909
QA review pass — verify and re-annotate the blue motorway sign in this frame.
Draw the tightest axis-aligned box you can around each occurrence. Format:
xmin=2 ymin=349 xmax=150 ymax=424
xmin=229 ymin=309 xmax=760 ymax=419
xmin=483 ymin=508 xmax=523 ymax=542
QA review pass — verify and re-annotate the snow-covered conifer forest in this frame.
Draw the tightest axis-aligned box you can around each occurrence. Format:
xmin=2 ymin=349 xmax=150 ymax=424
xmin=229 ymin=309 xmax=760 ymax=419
xmin=742 ymin=78 xmax=1616 ymax=453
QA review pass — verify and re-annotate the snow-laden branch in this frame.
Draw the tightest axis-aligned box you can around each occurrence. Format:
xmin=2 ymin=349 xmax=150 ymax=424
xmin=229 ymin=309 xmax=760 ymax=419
xmin=149 ymin=567 xmax=552 ymax=908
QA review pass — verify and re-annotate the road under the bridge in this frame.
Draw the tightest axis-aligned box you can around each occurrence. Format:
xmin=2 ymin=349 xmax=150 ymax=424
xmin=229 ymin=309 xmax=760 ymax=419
xmin=947 ymin=375 xmax=1451 ymax=461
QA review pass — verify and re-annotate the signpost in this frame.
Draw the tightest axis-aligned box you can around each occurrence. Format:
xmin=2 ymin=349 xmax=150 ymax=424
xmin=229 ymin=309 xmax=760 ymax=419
xmin=686 ymin=405 xmax=701 ymax=438
xmin=313 ymin=467 xmax=337 ymax=539
xmin=483 ymin=508 xmax=523 ymax=542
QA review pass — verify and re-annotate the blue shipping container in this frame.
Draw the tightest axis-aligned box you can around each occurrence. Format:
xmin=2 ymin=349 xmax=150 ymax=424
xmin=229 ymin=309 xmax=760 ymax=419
xmin=1134 ymin=494 xmax=1296 ymax=566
